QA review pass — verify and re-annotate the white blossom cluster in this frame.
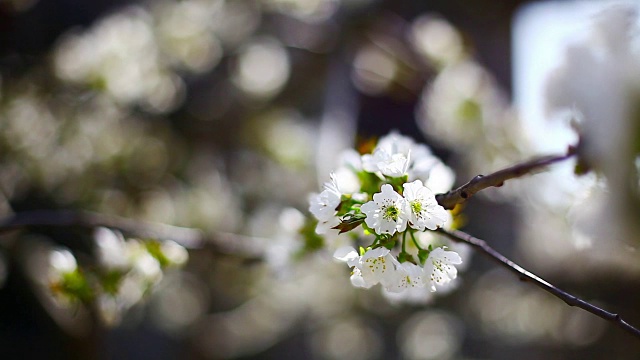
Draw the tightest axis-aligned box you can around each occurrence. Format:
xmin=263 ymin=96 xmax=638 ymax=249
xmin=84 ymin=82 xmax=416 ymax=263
xmin=334 ymin=245 xmax=461 ymax=293
xmin=47 ymin=227 xmax=189 ymax=325
xmin=308 ymin=132 xmax=462 ymax=297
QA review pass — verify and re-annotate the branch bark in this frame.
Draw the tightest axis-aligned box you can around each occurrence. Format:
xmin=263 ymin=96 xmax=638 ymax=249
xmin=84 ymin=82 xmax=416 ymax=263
xmin=435 ymin=151 xmax=575 ymax=210
xmin=0 ymin=210 xmax=264 ymax=258
xmin=437 ymin=227 xmax=640 ymax=339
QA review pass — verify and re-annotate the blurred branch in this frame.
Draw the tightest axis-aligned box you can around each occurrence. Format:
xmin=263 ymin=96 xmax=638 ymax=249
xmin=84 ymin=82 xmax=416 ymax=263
xmin=436 ymin=150 xmax=576 ymax=210
xmin=437 ymin=228 xmax=640 ymax=339
xmin=0 ymin=210 xmax=264 ymax=258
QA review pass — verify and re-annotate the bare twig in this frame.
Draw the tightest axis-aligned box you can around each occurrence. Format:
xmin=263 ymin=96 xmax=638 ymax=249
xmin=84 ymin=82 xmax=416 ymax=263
xmin=0 ymin=210 xmax=265 ymax=258
xmin=437 ymin=227 xmax=640 ymax=339
xmin=436 ymin=151 xmax=576 ymax=210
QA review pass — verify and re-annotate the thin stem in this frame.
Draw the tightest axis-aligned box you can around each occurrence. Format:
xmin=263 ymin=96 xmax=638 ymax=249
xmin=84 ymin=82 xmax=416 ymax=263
xmin=436 ymin=150 xmax=576 ymax=210
xmin=402 ymin=230 xmax=408 ymax=254
xmin=437 ymin=227 xmax=640 ymax=339
xmin=371 ymin=237 xmax=381 ymax=248
xmin=410 ymin=230 xmax=424 ymax=251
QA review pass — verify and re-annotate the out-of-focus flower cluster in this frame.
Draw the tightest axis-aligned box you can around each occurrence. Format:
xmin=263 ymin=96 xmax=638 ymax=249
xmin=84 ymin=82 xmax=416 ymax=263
xmin=48 ymin=227 xmax=188 ymax=325
xmin=53 ymin=2 xmax=227 ymax=112
xmin=509 ymin=4 xmax=640 ymax=278
xmin=307 ymin=132 xmax=464 ymax=303
xmin=349 ymin=13 xmax=530 ymax=179
xmin=410 ymin=15 xmax=530 ymax=175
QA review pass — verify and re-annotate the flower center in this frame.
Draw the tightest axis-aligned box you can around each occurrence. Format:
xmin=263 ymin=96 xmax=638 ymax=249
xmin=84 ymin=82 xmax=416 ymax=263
xmin=410 ymin=200 xmax=422 ymax=215
xmin=383 ymin=205 xmax=399 ymax=221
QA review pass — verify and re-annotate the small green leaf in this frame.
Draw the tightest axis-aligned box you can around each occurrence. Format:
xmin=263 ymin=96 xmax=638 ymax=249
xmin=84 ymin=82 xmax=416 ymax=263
xmin=418 ymin=249 xmax=430 ymax=265
xmin=332 ymin=213 xmax=366 ymax=234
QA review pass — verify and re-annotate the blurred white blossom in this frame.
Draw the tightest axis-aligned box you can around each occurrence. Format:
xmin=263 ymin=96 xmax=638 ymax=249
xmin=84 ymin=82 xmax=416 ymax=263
xmin=233 ymin=37 xmax=290 ymax=98
xmin=95 ymin=227 xmax=129 ymax=270
xmin=48 ymin=248 xmax=78 ymax=281
xmin=409 ymin=14 xmax=465 ymax=68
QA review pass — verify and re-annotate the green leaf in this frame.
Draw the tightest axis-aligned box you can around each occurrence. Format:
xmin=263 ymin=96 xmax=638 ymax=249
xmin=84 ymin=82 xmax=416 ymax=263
xmin=332 ymin=213 xmax=366 ymax=234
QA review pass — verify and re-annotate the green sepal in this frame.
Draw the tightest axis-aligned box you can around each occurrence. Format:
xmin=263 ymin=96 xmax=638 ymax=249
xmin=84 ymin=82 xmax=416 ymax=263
xmin=397 ymin=252 xmax=409 ymax=263
xmin=574 ymin=158 xmax=591 ymax=175
xmin=101 ymin=270 xmax=125 ymax=295
xmin=418 ymin=249 xmax=430 ymax=265
xmin=58 ymin=270 xmax=93 ymax=302
xmin=146 ymin=241 xmax=170 ymax=267
xmin=387 ymin=174 xmax=409 ymax=194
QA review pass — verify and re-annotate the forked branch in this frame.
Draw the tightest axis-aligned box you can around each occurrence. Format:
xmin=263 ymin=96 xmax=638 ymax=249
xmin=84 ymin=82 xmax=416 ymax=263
xmin=436 ymin=150 xmax=576 ymax=210
xmin=437 ymin=228 xmax=640 ymax=339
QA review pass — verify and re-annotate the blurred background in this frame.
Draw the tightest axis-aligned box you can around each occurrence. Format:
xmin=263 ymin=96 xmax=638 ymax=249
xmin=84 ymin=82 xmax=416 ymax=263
xmin=0 ymin=0 xmax=639 ymax=359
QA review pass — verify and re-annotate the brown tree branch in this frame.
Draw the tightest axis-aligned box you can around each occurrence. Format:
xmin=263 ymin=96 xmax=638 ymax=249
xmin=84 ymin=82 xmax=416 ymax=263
xmin=437 ymin=227 xmax=640 ymax=339
xmin=0 ymin=210 xmax=264 ymax=258
xmin=435 ymin=150 xmax=576 ymax=210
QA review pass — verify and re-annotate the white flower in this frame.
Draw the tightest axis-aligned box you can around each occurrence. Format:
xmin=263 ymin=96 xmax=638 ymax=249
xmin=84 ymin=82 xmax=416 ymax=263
xmin=315 ymin=215 xmax=341 ymax=235
xmin=418 ymin=60 xmax=506 ymax=148
xmin=336 ymin=148 xmax=363 ymax=173
xmin=160 ymin=240 xmax=189 ymax=266
xmin=410 ymin=14 xmax=464 ymax=67
xmin=309 ymin=173 xmax=342 ymax=222
xmin=333 ymin=166 xmax=361 ymax=194
xmin=361 ymin=184 xmax=408 ymax=235
xmin=423 ymin=247 xmax=462 ymax=291
xmin=407 ymin=145 xmax=455 ymax=193
xmin=376 ymin=131 xmax=415 ymax=154
xmin=362 ymin=147 xmax=410 ymax=177
xmin=134 ymin=252 xmax=162 ymax=282
xmin=384 ymin=260 xmax=425 ymax=293
xmin=421 ymin=161 xmax=456 ymax=194
xmin=333 ymin=246 xmax=361 ymax=267
xmin=402 ymin=180 xmax=448 ymax=231
xmin=334 ymin=246 xmax=397 ymax=289
xmin=49 ymin=249 xmax=78 ymax=279
xmin=95 ymin=227 xmax=129 ymax=270
xmin=364 ymin=132 xmax=455 ymax=191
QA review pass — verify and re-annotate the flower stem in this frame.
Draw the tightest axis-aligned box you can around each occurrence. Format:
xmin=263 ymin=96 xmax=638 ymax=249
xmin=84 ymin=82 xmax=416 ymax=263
xmin=402 ymin=230 xmax=408 ymax=254
xmin=410 ymin=230 xmax=424 ymax=251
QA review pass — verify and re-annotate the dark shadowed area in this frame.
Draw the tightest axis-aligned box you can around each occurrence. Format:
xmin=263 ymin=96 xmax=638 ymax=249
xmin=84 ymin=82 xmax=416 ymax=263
xmin=0 ymin=0 xmax=638 ymax=359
